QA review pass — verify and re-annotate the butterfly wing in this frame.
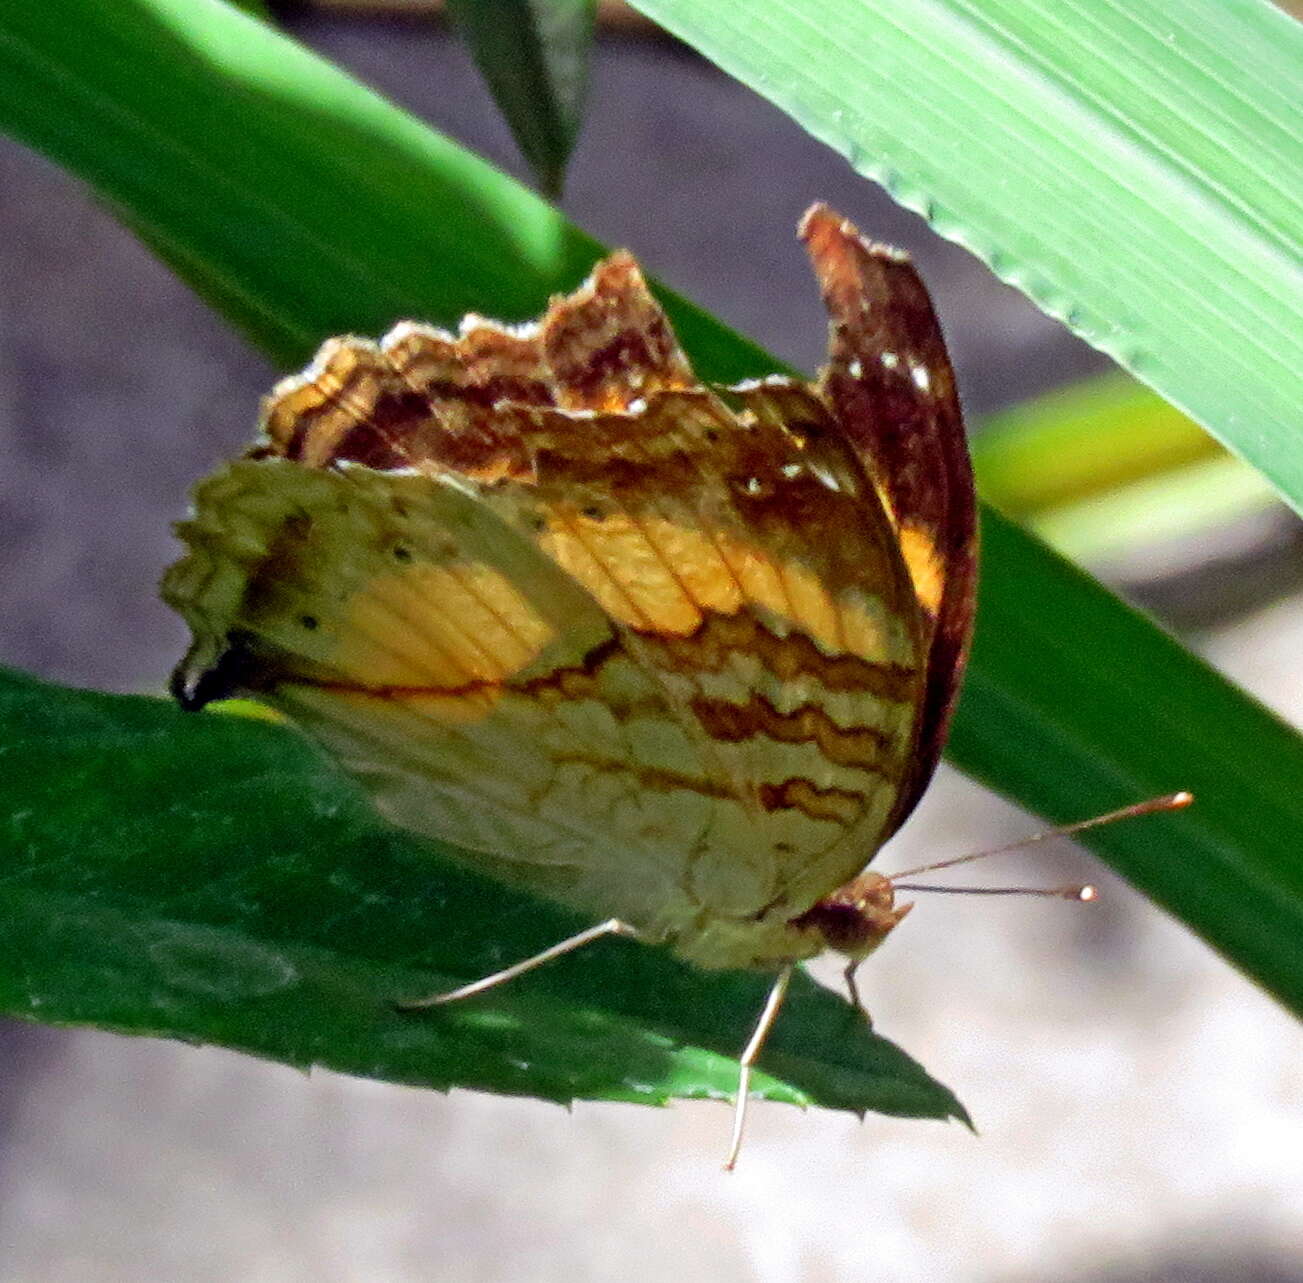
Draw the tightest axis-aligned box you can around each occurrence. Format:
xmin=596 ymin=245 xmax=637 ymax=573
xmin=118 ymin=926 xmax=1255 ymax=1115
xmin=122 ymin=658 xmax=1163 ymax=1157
xmin=800 ymin=204 xmax=977 ymax=834
xmin=470 ymin=384 xmax=928 ymax=950
xmin=164 ymin=210 xmax=955 ymax=969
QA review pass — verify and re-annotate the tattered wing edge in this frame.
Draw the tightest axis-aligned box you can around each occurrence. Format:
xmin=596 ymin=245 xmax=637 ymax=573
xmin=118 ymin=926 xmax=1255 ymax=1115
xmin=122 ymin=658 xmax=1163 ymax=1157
xmin=799 ymin=204 xmax=978 ymax=835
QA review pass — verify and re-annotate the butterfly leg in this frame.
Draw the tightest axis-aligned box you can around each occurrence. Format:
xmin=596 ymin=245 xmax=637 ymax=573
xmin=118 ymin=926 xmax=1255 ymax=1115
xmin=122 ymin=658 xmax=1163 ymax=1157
xmin=723 ymin=964 xmax=794 ymax=1172
xmin=397 ymin=918 xmax=643 ymax=1009
xmin=842 ymin=959 xmax=871 ymax=1024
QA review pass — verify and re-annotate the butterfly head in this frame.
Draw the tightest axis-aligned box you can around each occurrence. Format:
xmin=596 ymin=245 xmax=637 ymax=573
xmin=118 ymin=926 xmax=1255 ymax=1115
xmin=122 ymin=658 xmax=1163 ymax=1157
xmin=789 ymin=872 xmax=913 ymax=961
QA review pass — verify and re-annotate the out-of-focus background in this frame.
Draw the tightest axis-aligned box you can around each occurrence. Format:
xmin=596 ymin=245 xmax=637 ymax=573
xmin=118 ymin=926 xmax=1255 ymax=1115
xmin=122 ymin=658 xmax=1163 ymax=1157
xmin=1 ymin=7 xmax=1300 ymax=1281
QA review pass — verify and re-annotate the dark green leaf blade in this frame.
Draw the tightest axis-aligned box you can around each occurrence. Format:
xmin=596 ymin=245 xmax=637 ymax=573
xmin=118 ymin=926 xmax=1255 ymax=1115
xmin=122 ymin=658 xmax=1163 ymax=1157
xmin=0 ymin=667 xmax=965 ymax=1121
xmin=951 ymin=513 xmax=1303 ymax=1015
xmin=447 ymin=0 xmax=597 ymax=198
xmin=222 ymin=0 xmax=269 ymax=19
xmin=0 ymin=0 xmax=599 ymax=369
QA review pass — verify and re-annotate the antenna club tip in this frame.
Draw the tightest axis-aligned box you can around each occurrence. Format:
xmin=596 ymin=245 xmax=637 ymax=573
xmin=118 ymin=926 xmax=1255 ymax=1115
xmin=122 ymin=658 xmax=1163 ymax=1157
xmin=1127 ymin=790 xmax=1194 ymax=819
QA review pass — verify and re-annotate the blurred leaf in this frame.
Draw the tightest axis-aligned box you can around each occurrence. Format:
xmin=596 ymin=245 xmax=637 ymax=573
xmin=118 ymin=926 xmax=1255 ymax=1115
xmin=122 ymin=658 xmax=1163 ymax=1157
xmin=0 ymin=667 xmax=965 ymax=1121
xmin=0 ymin=0 xmax=763 ymax=376
xmin=627 ymin=0 xmax=1303 ymax=519
xmin=974 ymin=375 xmax=1282 ymax=560
xmin=0 ymin=0 xmax=1300 ymax=1071
xmin=448 ymin=0 xmax=597 ymax=198
xmin=976 ymin=375 xmax=1224 ymax=518
xmin=1023 ymin=455 xmax=1281 ymax=562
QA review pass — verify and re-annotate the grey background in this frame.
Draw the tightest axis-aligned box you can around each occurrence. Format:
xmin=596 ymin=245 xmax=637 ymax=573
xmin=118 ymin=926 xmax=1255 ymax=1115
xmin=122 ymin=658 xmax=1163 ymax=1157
xmin=1 ymin=16 xmax=1300 ymax=1283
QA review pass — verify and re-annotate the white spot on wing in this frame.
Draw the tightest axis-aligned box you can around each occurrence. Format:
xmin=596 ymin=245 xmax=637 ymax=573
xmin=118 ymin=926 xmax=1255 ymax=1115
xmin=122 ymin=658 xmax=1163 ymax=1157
xmin=808 ymin=462 xmax=843 ymax=493
xmin=731 ymin=374 xmax=799 ymax=393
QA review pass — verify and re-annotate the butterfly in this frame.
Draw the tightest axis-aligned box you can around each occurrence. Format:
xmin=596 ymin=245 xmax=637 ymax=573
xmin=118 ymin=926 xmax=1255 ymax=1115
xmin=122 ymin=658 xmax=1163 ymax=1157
xmin=162 ymin=204 xmax=977 ymax=1165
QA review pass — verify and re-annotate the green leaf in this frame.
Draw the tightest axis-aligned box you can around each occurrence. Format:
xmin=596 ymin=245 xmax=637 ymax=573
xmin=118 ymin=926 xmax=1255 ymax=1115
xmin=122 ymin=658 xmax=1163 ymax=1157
xmin=447 ymin=0 xmax=597 ymax=199
xmin=0 ymin=667 xmax=965 ymax=1121
xmin=1017 ymin=455 xmax=1280 ymax=562
xmin=222 ymin=0 xmax=270 ymax=19
xmin=625 ymin=0 xmax=1303 ymax=519
xmin=0 ymin=0 xmax=1299 ymax=1086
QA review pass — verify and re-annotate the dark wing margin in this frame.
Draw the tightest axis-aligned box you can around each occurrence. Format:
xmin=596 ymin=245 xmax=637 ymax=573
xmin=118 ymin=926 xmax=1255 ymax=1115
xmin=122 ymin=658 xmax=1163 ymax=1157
xmin=799 ymin=204 xmax=978 ymax=834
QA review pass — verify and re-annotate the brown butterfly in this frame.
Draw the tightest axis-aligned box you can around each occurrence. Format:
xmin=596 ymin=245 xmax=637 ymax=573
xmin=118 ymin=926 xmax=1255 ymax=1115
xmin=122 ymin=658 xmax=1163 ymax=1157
xmin=164 ymin=205 xmax=979 ymax=1165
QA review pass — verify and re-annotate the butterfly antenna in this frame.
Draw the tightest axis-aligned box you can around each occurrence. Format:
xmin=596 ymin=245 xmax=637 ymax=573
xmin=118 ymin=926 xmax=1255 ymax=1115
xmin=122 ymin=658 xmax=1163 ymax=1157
xmin=890 ymin=881 xmax=1099 ymax=899
xmin=883 ymin=791 xmax=1192 ymax=890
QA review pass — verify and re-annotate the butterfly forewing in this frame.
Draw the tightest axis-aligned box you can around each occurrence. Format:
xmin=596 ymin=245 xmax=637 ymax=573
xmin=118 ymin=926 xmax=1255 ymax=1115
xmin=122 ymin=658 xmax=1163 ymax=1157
xmin=801 ymin=205 xmax=977 ymax=833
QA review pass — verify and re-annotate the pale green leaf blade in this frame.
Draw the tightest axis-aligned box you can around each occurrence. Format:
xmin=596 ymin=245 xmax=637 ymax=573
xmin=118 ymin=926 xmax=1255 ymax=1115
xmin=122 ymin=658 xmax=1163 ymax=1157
xmin=627 ymin=0 xmax=1303 ymax=515
xmin=973 ymin=375 xmax=1280 ymax=559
